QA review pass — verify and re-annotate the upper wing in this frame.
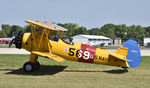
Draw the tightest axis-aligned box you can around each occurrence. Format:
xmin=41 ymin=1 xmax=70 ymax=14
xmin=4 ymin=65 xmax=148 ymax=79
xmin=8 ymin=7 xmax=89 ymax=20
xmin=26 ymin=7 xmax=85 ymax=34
xmin=32 ymin=51 xmax=64 ymax=62
xmin=25 ymin=20 xmax=68 ymax=31
xmin=43 ymin=22 xmax=68 ymax=31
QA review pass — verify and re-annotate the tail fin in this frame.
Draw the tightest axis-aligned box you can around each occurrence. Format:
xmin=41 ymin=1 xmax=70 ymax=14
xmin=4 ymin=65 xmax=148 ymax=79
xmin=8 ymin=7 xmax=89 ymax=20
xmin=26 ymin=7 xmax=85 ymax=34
xmin=115 ymin=45 xmax=128 ymax=58
xmin=123 ymin=40 xmax=141 ymax=68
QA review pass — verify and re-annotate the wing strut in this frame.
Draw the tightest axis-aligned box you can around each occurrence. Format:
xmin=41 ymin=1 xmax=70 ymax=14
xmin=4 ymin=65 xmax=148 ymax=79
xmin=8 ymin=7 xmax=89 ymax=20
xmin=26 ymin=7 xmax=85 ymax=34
xmin=30 ymin=24 xmax=37 ymax=50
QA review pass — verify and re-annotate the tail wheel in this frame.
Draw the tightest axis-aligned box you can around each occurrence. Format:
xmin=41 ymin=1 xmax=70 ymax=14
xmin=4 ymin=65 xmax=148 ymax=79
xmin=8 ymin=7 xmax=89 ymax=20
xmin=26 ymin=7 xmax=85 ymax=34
xmin=34 ymin=61 xmax=40 ymax=70
xmin=23 ymin=62 xmax=34 ymax=72
xmin=124 ymin=69 xmax=128 ymax=72
xmin=122 ymin=67 xmax=128 ymax=72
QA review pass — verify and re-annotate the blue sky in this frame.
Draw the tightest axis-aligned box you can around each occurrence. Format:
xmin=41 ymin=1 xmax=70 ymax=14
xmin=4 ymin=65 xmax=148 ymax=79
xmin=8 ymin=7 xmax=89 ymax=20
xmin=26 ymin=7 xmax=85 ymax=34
xmin=0 ymin=0 xmax=150 ymax=29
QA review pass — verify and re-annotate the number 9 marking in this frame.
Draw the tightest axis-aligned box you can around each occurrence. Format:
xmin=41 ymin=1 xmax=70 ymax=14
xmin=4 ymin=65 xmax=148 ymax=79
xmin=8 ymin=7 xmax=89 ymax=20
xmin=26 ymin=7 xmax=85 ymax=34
xmin=83 ymin=51 xmax=90 ymax=60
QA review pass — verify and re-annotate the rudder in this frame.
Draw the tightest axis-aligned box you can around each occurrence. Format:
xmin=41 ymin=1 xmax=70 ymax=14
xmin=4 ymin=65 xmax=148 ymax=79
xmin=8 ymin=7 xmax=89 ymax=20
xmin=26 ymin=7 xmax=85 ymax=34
xmin=123 ymin=40 xmax=141 ymax=68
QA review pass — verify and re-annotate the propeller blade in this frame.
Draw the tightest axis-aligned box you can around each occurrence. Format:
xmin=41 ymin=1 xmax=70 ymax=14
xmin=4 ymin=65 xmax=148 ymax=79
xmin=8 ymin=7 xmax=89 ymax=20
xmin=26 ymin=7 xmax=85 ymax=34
xmin=8 ymin=30 xmax=24 ymax=48
xmin=8 ymin=39 xmax=14 ymax=47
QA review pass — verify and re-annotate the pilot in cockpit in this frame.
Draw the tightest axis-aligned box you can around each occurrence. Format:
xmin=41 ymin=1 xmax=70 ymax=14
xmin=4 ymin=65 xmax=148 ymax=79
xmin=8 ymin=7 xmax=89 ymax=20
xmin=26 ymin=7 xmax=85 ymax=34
xmin=68 ymin=37 xmax=74 ymax=45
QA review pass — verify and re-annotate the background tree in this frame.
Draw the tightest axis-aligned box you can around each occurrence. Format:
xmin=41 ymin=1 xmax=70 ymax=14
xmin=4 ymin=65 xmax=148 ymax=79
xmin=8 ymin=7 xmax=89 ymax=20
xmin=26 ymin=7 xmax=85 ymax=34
xmin=99 ymin=24 xmax=116 ymax=38
xmin=134 ymin=25 xmax=145 ymax=43
xmin=0 ymin=31 xmax=7 ymax=38
xmin=9 ymin=25 xmax=24 ymax=37
xmin=74 ymin=26 xmax=88 ymax=35
xmin=87 ymin=28 xmax=100 ymax=35
xmin=24 ymin=25 xmax=31 ymax=32
xmin=114 ymin=24 xmax=128 ymax=41
xmin=1 ymin=24 xmax=11 ymax=37
xmin=126 ymin=25 xmax=145 ymax=43
xmin=58 ymin=23 xmax=87 ymax=37
xmin=144 ymin=26 xmax=150 ymax=37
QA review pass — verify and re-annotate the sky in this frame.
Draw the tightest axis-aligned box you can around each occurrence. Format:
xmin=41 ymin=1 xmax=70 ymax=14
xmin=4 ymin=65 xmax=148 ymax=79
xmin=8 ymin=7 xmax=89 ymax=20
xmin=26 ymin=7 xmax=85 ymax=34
xmin=0 ymin=0 xmax=150 ymax=29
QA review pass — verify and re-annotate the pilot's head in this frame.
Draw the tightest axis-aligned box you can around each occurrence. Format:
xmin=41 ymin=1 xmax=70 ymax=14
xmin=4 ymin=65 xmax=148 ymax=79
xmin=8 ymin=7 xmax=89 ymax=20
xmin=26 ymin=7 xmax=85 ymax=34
xmin=69 ymin=37 xmax=73 ymax=42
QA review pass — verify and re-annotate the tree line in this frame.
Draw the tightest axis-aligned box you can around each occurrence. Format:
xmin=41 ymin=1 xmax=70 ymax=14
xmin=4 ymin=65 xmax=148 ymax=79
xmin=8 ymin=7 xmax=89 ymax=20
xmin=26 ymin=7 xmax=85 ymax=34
xmin=0 ymin=23 xmax=150 ymax=43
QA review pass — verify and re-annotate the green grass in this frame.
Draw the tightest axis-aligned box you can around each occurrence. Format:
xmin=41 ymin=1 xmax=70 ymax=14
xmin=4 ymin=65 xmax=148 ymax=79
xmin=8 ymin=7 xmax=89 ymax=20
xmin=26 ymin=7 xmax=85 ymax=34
xmin=0 ymin=55 xmax=150 ymax=88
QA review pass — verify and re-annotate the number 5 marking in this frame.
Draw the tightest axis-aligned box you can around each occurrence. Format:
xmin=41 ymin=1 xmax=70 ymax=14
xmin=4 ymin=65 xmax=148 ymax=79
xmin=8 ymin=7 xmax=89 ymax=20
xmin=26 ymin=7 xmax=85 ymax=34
xmin=68 ymin=48 xmax=75 ymax=56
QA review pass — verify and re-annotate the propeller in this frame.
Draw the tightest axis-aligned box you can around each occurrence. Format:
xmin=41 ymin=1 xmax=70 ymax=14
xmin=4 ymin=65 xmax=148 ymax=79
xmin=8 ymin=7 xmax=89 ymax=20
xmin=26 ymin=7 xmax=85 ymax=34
xmin=9 ymin=38 xmax=14 ymax=47
xmin=9 ymin=30 xmax=24 ymax=49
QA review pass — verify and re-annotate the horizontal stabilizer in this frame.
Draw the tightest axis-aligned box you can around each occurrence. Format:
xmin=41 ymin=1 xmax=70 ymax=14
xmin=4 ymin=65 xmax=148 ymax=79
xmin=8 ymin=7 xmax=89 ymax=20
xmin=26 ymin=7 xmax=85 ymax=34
xmin=109 ymin=53 xmax=127 ymax=61
xmin=32 ymin=51 xmax=64 ymax=62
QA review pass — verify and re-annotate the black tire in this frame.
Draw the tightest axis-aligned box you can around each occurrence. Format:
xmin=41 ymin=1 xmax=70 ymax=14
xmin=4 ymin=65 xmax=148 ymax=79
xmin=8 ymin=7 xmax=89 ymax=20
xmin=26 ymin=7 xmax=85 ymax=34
xmin=23 ymin=62 xmax=34 ymax=72
xmin=34 ymin=61 xmax=40 ymax=70
xmin=122 ymin=67 xmax=128 ymax=72
xmin=124 ymin=69 xmax=128 ymax=72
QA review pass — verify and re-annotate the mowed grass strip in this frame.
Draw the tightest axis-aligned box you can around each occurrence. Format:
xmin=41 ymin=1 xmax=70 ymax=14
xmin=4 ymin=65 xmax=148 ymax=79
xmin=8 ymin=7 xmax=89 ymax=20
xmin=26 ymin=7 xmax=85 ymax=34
xmin=0 ymin=54 xmax=150 ymax=88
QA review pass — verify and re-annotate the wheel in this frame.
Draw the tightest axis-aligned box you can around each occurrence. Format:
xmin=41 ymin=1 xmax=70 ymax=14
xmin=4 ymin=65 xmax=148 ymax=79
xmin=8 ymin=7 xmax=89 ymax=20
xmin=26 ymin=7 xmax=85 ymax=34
xmin=122 ymin=67 xmax=128 ymax=72
xmin=34 ymin=61 xmax=40 ymax=70
xmin=124 ymin=69 xmax=128 ymax=72
xmin=23 ymin=62 xmax=34 ymax=72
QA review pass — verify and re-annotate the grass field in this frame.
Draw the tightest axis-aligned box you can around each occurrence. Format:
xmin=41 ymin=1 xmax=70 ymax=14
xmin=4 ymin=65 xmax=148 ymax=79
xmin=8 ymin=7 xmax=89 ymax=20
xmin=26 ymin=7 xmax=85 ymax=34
xmin=0 ymin=55 xmax=150 ymax=88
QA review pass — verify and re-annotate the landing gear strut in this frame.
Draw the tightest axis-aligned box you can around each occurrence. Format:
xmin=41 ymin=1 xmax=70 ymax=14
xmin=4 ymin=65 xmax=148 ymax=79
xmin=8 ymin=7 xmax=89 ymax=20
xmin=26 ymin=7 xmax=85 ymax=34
xmin=23 ymin=54 xmax=40 ymax=72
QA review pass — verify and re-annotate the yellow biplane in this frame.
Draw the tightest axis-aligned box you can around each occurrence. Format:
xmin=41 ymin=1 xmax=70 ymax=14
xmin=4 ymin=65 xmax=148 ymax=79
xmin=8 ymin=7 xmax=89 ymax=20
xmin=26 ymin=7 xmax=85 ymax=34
xmin=10 ymin=20 xmax=141 ymax=72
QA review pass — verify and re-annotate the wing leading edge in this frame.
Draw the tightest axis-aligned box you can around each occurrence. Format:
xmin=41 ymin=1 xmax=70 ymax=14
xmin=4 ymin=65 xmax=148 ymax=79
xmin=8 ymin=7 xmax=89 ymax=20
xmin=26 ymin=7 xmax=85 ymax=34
xmin=32 ymin=51 xmax=64 ymax=62
xmin=25 ymin=20 xmax=68 ymax=31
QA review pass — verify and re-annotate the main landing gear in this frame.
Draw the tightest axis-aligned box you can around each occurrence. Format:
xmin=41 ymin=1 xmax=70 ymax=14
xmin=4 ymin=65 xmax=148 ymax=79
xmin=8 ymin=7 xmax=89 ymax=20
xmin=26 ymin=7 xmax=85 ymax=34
xmin=23 ymin=61 xmax=40 ymax=72
xmin=23 ymin=54 xmax=40 ymax=72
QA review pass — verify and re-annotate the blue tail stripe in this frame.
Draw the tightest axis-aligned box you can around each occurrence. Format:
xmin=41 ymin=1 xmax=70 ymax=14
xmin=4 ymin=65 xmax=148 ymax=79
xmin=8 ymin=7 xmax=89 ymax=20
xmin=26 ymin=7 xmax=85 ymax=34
xmin=123 ymin=40 xmax=141 ymax=68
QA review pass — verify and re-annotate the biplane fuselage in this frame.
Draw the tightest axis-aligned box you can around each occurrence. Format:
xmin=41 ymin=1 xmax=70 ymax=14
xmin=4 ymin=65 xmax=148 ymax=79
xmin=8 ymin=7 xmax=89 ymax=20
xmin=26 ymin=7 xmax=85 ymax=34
xmin=12 ymin=20 xmax=141 ymax=72
xmin=22 ymin=33 xmax=129 ymax=68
